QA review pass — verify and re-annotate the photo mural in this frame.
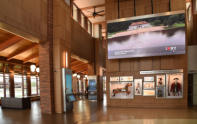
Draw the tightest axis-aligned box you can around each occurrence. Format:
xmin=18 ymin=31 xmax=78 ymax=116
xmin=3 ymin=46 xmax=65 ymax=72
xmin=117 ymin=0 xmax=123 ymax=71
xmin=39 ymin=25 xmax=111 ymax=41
xmin=107 ymin=11 xmax=185 ymax=59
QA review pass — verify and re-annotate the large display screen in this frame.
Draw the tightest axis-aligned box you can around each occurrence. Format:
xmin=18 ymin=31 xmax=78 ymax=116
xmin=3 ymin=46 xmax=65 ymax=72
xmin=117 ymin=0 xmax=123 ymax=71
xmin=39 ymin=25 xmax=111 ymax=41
xmin=107 ymin=11 xmax=185 ymax=59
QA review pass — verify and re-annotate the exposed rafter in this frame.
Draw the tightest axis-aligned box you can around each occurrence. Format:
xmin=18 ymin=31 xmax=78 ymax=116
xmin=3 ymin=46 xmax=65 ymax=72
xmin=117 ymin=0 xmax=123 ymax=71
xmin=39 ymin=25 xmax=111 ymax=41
xmin=71 ymin=64 xmax=88 ymax=70
xmin=7 ymin=44 xmax=39 ymax=60
xmin=80 ymin=3 xmax=105 ymax=10
xmin=23 ymin=53 xmax=39 ymax=63
xmin=71 ymin=62 xmax=87 ymax=68
xmin=93 ymin=21 xmax=106 ymax=25
xmin=0 ymin=36 xmax=22 ymax=51
xmin=71 ymin=61 xmax=84 ymax=66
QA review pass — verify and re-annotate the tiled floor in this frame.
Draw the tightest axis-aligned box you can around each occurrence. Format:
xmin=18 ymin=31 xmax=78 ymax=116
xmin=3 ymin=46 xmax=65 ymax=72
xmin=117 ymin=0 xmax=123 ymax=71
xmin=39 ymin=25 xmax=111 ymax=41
xmin=0 ymin=97 xmax=197 ymax=124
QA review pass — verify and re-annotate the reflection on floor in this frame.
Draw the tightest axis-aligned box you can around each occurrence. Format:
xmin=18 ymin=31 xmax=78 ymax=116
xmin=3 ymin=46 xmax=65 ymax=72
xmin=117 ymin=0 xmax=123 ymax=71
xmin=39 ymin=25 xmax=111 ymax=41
xmin=0 ymin=96 xmax=197 ymax=124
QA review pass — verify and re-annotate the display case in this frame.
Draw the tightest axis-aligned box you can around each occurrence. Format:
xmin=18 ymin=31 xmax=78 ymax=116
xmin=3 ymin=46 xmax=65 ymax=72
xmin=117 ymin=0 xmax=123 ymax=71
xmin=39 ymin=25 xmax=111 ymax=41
xmin=87 ymin=76 xmax=97 ymax=100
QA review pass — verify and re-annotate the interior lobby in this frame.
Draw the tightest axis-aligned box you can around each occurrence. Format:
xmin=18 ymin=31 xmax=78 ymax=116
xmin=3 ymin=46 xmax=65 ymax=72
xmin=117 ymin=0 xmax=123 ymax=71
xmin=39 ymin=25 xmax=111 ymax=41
xmin=0 ymin=0 xmax=197 ymax=124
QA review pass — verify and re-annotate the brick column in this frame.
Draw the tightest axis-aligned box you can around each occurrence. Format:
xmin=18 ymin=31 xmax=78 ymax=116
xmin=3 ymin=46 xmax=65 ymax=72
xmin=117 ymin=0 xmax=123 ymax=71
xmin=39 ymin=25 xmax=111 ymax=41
xmin=39 ymin=0 xmax=55 ymax=114
xmin=9 ymin=64 xmax=15 ymax=97
xmin=27 ymin=73 xmax=31 ymax=96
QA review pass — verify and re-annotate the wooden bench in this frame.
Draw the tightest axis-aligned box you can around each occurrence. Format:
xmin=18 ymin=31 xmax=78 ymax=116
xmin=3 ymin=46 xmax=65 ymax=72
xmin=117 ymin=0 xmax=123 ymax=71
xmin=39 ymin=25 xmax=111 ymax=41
xmin=1 ymin=97 xmax=31 ymax=109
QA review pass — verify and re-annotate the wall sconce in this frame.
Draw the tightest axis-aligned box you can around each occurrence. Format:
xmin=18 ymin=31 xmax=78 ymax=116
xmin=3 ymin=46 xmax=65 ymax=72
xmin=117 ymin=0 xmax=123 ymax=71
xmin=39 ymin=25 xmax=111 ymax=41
xmin=77 ymin=74 xmax=80 ymax=79
xmin=30 ymin=64 xmax=36 ymax=72
xmin=73 ymin=73 xmax=77 ymax=77
xmin=36 ymin=67 xmax=40 ymax=73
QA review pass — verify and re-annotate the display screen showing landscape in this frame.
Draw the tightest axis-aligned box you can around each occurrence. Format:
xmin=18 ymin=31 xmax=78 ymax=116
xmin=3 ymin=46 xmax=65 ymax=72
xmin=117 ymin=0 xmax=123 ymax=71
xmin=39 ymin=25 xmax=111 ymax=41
xmin=107 ymin=11 xmax=185 ymax=59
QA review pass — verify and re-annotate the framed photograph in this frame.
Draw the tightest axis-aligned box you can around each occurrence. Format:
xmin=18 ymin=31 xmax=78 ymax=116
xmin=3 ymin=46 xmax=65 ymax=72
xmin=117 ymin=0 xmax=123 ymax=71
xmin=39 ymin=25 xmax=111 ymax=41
xmin=156 ymin=87 xmax=165 ymax=98
xmin=144 ymin=76 xmax=154 ymax=82
xmin=120 ymin=76 xmax=133 ymax=82
xmin=134 ymin=79 xmax=143 ymax=95
xmin=156 ymin=75 xmax=166 ymax=87
xmin=156 ymin=75 xmax=166 ymax=98
xmin=110 ymin=76 xmax=119 ymax=82
xmin=193 ymin=0 xmax=197 ymax=14
xmin=143 ymin=82 xmax=155 ymax=90
xmin=143 ymin=90 xmax=155 ymax=96
xmin=110 ymin=82 xmax=134 ymax=99
xmin=166 ymin=73 xmax=183 ymax=98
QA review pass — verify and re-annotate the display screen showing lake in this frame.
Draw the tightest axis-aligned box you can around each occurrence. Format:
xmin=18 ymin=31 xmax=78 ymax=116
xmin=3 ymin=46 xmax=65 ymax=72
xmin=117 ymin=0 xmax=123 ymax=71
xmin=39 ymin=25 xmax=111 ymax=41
xmin=107 ymin=11 xmax=185 ymax=59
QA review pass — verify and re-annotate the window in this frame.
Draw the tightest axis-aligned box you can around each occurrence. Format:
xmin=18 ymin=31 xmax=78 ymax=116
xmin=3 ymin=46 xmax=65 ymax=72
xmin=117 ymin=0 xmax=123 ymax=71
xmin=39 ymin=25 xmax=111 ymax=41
xmin=23 ymin=76 xmax=28 ymax=97
xmin=14 ymin=74 xmax=23 ymax=98
xmin=0 ymin=73 xmax=4 ymax=98
xmin=37 ymin=76 xmax=40 ymax=95
xmin=31 ymin=76 xmax=37 ymax=95
xmin=88 ymin=21 xmax=91 ymax=34
xmin=73 ymin=4 xmax=78 ymax=22
xmin=5 ymin=73 xmax=10 ymax=97
xmin=81 ymin=14 xmax=85 ymax=28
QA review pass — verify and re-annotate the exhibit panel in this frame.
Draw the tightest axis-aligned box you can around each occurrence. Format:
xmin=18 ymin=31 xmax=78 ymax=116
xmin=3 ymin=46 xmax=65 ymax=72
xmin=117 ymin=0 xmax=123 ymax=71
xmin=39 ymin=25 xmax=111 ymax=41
xmin=62 ymin=69 xmax=76 ymax=111
xmin=106 ymin=0 xmax=188 ymax=109
xmin=156 ymin=75 xmax=166 ymax=98
xmin=87 ymin=76 xmax=97 ymax=100
xmin=107 ymin=69 xmax=187 ymax=108
xmin=107 ymin=11 xmax=186 ymax=59
xmin=134 ymin=79 xmax=143 ymax=95
xmin=166 ymin=73 xmax=183 ymax=98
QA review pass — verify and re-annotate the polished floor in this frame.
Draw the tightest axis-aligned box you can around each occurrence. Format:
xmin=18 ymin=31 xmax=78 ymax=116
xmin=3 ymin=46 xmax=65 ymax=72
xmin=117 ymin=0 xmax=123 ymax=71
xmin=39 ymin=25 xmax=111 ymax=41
xmin=0 ymin=96 xmax=197 ymax=124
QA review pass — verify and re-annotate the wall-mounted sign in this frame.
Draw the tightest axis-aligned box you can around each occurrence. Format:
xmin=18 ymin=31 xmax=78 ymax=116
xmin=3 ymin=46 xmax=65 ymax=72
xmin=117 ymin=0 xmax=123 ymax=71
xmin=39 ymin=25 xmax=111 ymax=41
xmin=110 ymin=76 xmax=119 ymax=82
xmin=140 ymin=69 xmax=183 ymax=75
xmin=144 ymin=76 xmax=154 ymax=82
xmin=134 ymin=79 xmax=143 ymax=95
xmin=120 ymin=76 xmax=133 ymax=82
xmin=156 ymin=75 xmax=166 ymax=98
xmin=143 ymin=82 xmax=155 ymax=90
xmin=143 ymin=90 xmax=155 ymax=96
xmin=110 ymin=82 xmax=134 ymax=99
xmin=166 ymin=73 xmax=183 ymax=98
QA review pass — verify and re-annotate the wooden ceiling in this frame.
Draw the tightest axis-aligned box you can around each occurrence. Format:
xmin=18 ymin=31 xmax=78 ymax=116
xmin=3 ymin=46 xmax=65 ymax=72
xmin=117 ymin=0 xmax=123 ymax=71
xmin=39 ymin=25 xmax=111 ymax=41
xmin=74 ymin=0 xmax=106 ymax=38
xmin=0 ymin=28 xmax=39 ymax=65
xmin=74 ymin=0 xmax=105 ymax=24
xmin=71 ymin=57 xmax=89 ymax=75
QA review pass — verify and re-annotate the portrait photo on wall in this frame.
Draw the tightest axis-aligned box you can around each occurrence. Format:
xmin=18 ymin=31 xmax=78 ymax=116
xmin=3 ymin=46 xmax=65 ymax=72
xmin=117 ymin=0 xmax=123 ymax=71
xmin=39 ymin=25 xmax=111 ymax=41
xmin=156 ymin=75 xmax=166 ymax=98
xmin=166 ymin=73 xmax=183 ymax=98
xmin=134 ymin=79 xmax=143 ymax=95
xmin=143 ymin=82 xmax=155 ymax=90
xmin=110 ymin=82 xmax=134 ymax=99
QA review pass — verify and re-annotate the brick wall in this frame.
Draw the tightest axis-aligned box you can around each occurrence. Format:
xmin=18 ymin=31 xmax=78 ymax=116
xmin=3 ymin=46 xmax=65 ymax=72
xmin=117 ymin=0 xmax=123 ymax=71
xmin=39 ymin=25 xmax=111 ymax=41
xmin=106 ymin=0 xmax=188 ymax=108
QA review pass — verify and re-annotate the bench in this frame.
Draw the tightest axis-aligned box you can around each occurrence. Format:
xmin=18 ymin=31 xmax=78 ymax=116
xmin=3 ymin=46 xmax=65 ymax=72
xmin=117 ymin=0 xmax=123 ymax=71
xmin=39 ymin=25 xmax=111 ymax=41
xmin=1 ymin=97 xmax=31 ymax=109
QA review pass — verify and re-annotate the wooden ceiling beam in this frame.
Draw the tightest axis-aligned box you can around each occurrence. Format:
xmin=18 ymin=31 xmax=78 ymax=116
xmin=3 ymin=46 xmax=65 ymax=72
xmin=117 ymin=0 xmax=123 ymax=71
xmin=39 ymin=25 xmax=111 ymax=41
xmin=71 ymin=62 xmax=87 ymax=68
xmin=7 ymin=44 xmax=39 ymax=60
xmin=71 ymin=60 xmax=84 ymax=66
xmin=23 ymin=53 xmax=39 ymax=63
xmin=0 ymin=36 xmax=22 ymax=51
xmin=81 ymin=3 xmax=105 ymax=10
xmin=93 ymin=21 xmax=106 ymax=25
xmin=71 ymin=63 xmax=88 ymax=70
xmin=72 ymin=64 xmax=88 ymax=71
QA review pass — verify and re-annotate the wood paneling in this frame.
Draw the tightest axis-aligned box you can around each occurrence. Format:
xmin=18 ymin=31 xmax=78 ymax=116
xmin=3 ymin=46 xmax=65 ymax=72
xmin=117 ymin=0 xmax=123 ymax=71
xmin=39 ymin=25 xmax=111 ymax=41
xmin=106 ymin=0 xmax=188 ymax=108
xmin=0 ymin=29 xmax=39 ymax=64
